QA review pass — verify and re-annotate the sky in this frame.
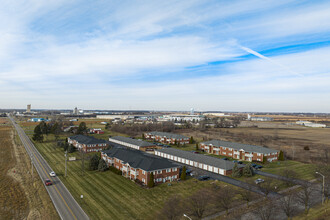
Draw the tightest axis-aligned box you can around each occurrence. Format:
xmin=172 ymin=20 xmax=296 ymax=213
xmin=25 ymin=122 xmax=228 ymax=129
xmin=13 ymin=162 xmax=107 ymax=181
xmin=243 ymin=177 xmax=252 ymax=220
xmin=1 ymin=0 xmax=330 ymax=112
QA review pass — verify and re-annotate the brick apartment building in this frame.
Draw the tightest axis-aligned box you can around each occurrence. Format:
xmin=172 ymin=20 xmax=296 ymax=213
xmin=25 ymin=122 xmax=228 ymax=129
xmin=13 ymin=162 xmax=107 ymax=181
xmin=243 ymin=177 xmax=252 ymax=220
xmin=109 ymin=136 xmax=160 ymax=151
xmin=155 ymin=148 xmax=243 ymax=176
xmin=68 ymin=135 xmax=108 ymax=153
xmin=200 ymin=140 xmax=279 ymax=162
xmin=144 ymin=131 xmax=190 ymax=145
xmin=101 ymin=148 xmax=180 ymax=185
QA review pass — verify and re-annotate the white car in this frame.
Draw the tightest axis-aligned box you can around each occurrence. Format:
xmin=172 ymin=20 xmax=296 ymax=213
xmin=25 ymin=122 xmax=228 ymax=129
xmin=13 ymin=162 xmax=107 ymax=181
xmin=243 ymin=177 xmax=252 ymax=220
xmin=255 ymin=178 xmax=265 ymax=184
xmin=49 ymin=171 xmax=56 ymax=177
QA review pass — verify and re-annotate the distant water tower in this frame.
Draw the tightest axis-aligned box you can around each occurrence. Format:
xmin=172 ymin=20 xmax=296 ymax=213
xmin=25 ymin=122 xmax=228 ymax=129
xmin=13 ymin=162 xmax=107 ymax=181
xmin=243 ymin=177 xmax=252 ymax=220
xmin=190 ymin=108 xmax=194 ymax=115
xmin=27 ymin=104 xmax=31 ymax=113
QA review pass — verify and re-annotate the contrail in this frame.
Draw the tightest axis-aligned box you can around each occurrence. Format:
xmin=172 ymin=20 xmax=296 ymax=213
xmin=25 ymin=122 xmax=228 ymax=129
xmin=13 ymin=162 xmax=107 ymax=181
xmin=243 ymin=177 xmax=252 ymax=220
xmin=239 ymin=45 xmax=303 ymax=77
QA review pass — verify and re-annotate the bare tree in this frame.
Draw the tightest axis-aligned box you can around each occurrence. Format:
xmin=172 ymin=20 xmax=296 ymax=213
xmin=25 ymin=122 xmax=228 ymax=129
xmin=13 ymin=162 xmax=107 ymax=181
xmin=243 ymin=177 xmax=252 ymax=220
xmin=257 ymin=178 xmax=275 ymax=198
xmin=240 ymin=180 xmax=258 ymax=207
xmin=278 ymin=193 xmax=297 ymax=220
xmin=253 ymin=200 xmax=275 ymax=220
xmin=158 ymin=195 xmax=183 ymax=220
xmin=296 ymin=183 xmax=313 ymax=214
xmin=280 ymin=169 xmax=298 ymax=187
xmin=213 ymin=186 xmax=236 ymax=216
xmin=186 ymin=188 xmax=212 ymax=219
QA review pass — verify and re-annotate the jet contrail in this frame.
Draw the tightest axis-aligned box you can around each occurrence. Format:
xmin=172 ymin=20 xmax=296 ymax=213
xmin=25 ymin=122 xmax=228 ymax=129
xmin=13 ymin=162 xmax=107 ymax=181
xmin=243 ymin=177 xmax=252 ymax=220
xmin=239 ymin=45 xmax=303 ymax=77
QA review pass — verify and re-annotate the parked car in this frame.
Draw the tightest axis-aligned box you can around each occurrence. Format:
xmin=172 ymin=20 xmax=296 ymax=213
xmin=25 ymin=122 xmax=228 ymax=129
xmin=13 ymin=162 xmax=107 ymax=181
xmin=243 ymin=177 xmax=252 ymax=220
xmin=251 ymin=163 xmax=258 ymax=168
xmin=255 ymin=178 xmax=265 ymax=184
xmin=198 ymin=175 xmax=210 ymax=181
xmin=255 ymin=165 xmax=263 ymax=169
xmin=190 ymin=171 xmax=197 ymax=177
xmin=45 ymin=179 xmax=53 ymax=186
xmin=49 ymin=171 xmax=56 ymax=177
xmin=222 ymin=157 xmax=229 ymax=160
xmin=186 ymin=169 xmax=192 ymax=175
xmin=233 ymin=160 xmax=238 ymax=163
xmin=192 ymin=151 xmax=199 ymax=154
xmin=237 ymin=161 xmax=243 ymax=164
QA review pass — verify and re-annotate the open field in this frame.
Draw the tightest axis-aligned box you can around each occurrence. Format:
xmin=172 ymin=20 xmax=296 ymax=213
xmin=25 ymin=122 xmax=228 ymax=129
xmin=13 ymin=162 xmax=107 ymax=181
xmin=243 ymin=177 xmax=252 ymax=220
xmin=293 ymin=201 xmax=330 ymax=220
xmin=0 ymin=121 xmax=59 ymax=219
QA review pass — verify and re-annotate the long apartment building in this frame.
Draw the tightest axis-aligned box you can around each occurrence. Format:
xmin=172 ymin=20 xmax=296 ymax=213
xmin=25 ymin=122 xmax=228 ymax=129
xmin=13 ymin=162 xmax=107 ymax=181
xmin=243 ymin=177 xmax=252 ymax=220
xmin=200 ymin=140 xmax=279 ymax=162
xmin=109 ymin=136 xmax=160 ymax=151
xmin=155 ymin=148 xmax=243 ymax=176
xmin=144 ymin=131 xmax=190 ymax=145
xmin=101 ymin=148 xmax=180 ymax=185
xmin=68 ymin=135 xmax=108 ymax=153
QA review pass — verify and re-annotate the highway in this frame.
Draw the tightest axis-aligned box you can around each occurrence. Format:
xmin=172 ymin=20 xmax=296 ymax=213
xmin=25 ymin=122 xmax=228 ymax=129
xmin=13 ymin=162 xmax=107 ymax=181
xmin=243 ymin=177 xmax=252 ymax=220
xmin=9 ymin=116 xmax=89 ymax=220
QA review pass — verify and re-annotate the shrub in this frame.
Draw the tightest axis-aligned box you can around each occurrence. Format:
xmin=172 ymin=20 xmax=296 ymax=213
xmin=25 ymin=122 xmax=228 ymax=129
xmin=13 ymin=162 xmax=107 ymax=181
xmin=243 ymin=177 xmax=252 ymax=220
xmin=89 ymin=154 xmax=100 ymax=171
xmin=278 ymin=150 xmax=284 ymax=161
xmin=109 ymin=166 xmax=122 ymax=175
xmin=231 ymin=163 xmax=242 ymax=178
xmin=304 ymin=146 xmax=310 ymax=151
xmin=148 ymin=172 xmax=155 ymax=188
xmin=243 ymin=163 xmax=254 ymax=177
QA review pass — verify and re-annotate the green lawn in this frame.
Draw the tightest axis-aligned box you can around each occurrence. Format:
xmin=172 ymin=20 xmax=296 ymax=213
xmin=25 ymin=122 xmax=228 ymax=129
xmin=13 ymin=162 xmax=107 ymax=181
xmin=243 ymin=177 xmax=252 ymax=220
xmin=262 ymin=160 xmax=317 ymax=181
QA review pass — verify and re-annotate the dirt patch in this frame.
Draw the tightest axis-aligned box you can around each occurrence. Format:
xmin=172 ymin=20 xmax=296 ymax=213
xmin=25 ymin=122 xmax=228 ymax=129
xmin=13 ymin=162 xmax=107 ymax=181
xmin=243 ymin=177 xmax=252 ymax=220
xmin=0 ymin=122 xmax=59 ymax=219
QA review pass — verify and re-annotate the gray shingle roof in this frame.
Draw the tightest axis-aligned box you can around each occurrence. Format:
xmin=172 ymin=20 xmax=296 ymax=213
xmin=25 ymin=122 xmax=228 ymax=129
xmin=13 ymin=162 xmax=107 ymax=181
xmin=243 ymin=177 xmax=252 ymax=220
xmin=102 ymin=148 xmax=179 ymax=171
xmin=201 ymin=140 xmax=278 ymax=154
xmin=69 ymin=135 xmax=107 ymax=145
xmin=109 ymin=136 xmax=155 ymax=147
xmin=156 ymin=148 xmax=243 ymax=170
xmin=147 ymin=131 xmax=189 ymax=139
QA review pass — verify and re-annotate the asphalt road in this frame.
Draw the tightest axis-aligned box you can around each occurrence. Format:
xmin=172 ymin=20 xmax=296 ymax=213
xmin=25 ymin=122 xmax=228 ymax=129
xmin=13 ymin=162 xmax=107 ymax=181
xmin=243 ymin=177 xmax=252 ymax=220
xmin=9 ymin=116 xmax=89 ymax=220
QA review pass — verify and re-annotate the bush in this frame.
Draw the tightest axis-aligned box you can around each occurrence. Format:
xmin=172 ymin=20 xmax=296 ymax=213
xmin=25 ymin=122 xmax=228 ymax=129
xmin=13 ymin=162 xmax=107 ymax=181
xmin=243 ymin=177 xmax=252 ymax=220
xmin=148 ymin=172 xmax=155 ymax=188
xmin=109 ymin=166 xmax=122 ymax=175
xmin=278 ymin=150 xmax=284 ymax=161
xmin=304 ymin=146 xmax=310 ymax=151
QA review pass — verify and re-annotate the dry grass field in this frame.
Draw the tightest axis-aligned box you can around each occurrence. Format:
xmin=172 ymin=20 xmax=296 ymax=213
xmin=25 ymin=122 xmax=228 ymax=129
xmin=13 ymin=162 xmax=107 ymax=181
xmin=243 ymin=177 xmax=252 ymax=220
xmin=0 ymin=120 xmax=59 ymax=219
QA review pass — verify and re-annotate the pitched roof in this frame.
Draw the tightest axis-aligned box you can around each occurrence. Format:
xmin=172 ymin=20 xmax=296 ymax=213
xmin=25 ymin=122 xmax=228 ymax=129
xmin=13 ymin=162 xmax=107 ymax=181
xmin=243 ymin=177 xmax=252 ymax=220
xmin=109 ymin=136 xmax=155 ymax=147
xmin=69 ymin=134 xmax=107 ymax=145
xmin=102 ymin=148 xmax=179 ymax=171
xmin=201 ymin=140 xmax=278 ymax=154
xmin=147 ymin=131 xmax=189 ymax=139
xmin=156 ymin=148 xmax=243 ymax=170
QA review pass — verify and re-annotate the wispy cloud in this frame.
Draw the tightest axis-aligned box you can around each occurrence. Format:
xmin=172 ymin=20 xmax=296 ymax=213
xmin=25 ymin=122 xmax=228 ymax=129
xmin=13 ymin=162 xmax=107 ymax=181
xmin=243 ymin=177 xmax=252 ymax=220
xmin=1 ymin=0 xmax=330 ymax=111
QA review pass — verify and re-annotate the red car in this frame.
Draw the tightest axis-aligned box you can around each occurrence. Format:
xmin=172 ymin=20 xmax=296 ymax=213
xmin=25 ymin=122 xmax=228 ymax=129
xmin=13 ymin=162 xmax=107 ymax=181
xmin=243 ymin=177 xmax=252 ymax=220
xmin=45 ymin=179 xmax=53 ymax=186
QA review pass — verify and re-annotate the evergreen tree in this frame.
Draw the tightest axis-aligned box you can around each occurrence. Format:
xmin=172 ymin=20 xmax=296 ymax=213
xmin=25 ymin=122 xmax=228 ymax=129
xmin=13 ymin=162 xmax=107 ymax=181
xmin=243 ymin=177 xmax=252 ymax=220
xmin=142 ymin=133 xmax=145 ymax=140
xmin=32 ymin=125 xmax=44 ymax=142
xmin=89 ymin=154 xmax=100 ymax=170
xmin=231 ymin=163 xmax=242 ymax=178
xmin=77 ymin=122 xmax=87 ymax=134
xmin=195 ymin=143 xmax=199 ymax=151
xmin=189 ymin=136 xmax=194 ymax=144
xmin=263 ymin=157 xmax=267 ymax=164
xmin=180 ymin=166 xmax=187 ymax=180
xmin=98 ymin=159 xmax=108 ymax=171
xmin=148 ymin=172 xmax=155 ymax=188
xmin=243 ymin=163 xmax=254 ymax=177
xmin=63 ymin=142 xmax=69 ymax=151
xmin=278 ymin=150 xmax=284 ymax=161
xmin=68 ymin=144 xmax=76 ymax=153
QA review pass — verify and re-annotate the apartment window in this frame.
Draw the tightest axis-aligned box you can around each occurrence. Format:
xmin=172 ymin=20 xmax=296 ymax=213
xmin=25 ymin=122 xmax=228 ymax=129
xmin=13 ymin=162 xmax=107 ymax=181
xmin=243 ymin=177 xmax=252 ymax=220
xmin=173 ymin=168 xmax=177 ymax=172
xmin=142 ymin=178 xmax=145 ymax=183
xmin=142 ymin=170 xmax=146 ymax=175
xmin=157 ymin=170 xmax=161 ymax=174
xmin=166 ymin=169 xmax=171 ymax=173
xmin=257 ymin=153 xmax=261 ymax=156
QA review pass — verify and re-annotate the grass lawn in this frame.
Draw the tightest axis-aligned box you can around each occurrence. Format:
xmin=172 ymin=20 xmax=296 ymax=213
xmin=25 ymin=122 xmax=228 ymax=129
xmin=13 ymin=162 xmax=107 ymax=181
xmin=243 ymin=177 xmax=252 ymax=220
xmin=24 ymin=130 xmax=238 ymax=219
xmin=262 ymin=160 xmax=317 ymax=181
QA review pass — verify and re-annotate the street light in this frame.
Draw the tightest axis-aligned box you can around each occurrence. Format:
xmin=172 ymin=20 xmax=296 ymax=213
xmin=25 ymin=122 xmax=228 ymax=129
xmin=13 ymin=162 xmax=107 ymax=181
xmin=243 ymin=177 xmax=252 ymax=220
xmin=183 ymin=214 xmax=192 ymax=220
xmin=316 ymin=172 xmax=325 ymax=204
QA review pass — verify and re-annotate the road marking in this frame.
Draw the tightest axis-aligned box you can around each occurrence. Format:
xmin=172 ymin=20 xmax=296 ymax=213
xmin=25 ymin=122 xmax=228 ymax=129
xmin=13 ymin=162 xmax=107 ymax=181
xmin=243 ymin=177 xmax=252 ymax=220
xmin=16 ymin=125 xmax=78 ymax=220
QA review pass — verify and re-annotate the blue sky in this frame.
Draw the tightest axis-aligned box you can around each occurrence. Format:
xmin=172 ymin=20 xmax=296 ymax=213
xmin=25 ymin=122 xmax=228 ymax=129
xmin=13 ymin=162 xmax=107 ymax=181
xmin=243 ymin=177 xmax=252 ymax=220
xmin=1 ymin=0 xmax=330 ymax=112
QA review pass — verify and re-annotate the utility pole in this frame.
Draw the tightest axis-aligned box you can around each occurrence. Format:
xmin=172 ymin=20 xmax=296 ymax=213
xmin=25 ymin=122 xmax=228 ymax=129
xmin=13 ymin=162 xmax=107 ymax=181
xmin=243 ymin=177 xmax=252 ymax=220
xmin=65 ymin=150 xmax=67 ymax=177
